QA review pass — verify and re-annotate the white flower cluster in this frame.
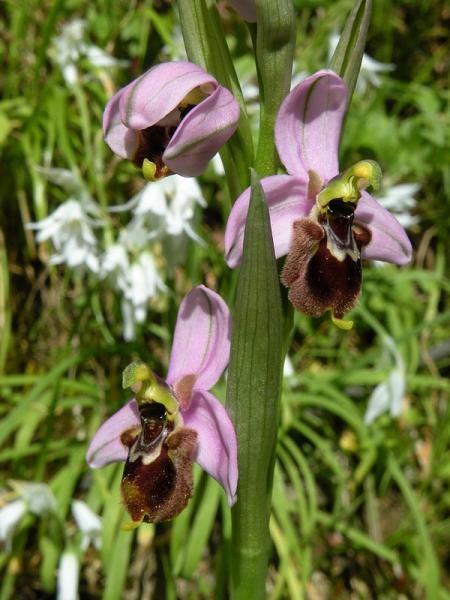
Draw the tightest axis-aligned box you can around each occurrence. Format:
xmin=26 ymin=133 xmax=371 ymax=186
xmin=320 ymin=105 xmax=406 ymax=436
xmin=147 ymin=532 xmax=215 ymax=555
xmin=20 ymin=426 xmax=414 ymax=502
xmin=28 ymin=169 xmax=206 ymax=340
xmin=51 ymin=19 xmax=128 ymax=86
xmin=0 ymin=481 xmax=56 ymax=551
xmin=0 ymin=482 xmax=103 ymax=600
xmin=364 ymin=335 xmax=406 ymax=424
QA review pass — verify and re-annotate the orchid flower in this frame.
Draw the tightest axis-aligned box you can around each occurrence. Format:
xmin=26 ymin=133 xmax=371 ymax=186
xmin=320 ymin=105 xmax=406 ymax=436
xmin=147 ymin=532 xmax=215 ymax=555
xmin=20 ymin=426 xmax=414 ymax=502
xmin=225 ymin=70 xmax=412 ymax=328
xmin=103 ymin=61 xmax=240 ymax=180
xmin=86 ymin=285 xmax=237 ymax=524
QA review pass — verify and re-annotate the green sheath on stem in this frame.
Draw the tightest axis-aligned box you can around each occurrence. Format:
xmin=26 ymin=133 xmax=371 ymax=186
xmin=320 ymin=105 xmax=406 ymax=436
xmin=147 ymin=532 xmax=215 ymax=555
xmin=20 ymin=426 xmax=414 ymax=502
xmin=226 ymin=171 xmax=284 ymax=599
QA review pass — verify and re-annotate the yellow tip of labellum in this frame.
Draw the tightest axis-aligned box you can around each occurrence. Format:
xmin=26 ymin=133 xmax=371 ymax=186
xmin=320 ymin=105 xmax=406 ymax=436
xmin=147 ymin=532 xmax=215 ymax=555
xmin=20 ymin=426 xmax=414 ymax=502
xmin=331 ymin=313 xmax=354 ymax=330
xmin=142 ymin=158 xmax=157 ymax=181
xmin=351 ymin=160 xmax=381 ymax=192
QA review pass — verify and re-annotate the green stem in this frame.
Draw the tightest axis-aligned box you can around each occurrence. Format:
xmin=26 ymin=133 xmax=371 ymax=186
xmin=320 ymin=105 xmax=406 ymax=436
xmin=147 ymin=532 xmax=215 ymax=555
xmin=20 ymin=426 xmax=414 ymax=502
xmin=253 ymin=0 xmax=296 ymax=176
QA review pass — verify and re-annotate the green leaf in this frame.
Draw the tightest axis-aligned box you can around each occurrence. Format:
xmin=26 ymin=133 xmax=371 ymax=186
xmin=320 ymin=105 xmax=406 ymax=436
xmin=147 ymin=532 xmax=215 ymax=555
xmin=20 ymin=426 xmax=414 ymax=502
xmin=226 ymin=170 xmax=284 ymax=599
xmin=0 ymin=229 xmax=11 ymax=373
xmin=328 ymin=0 xmax=372 ymax=103
xmin=180 ymin=476 xmax=220 ymax=578
xmin=388 ymin=456 xmax=441 ymax=596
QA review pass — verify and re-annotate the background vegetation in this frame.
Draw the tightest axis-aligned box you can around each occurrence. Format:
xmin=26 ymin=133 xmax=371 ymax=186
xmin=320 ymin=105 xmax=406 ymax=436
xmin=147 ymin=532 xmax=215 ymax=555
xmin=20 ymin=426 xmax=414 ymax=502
xmin=0 ymin=0 xmax=449 ymax=598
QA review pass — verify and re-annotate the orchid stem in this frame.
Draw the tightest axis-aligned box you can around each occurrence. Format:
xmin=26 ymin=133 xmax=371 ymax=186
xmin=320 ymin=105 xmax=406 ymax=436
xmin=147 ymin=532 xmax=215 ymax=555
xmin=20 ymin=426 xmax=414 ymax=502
xmin=252 ymin=0 xmax=296 ymax=176
xmin=226 ymin=172 xmax=284 ymax=599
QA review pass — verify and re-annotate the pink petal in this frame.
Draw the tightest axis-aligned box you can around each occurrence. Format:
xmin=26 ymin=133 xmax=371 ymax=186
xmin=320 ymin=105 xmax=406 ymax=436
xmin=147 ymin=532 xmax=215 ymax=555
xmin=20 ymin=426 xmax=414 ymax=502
xmin=183 ymin=390 xmax=238 ymax=506
xmin=224 ymin=174 xmax=311 ymax=268
xmin=275 ymin=70 xmax=347 ymax=182
xmin=163 ymin=85 xmax=240 ymax=177
xmin=228 ymin=0 xmax=257 ymax=21
xmin=86 ymin=400 xmax=140 ymax=468
xmin=103 ymin=86 xmax=140 ymax=159
xmin=167 ymin=286 xmax=231 ymax=392
xmin=118 ymin=62 xmax=217 ymax=130
xmin=357 ymin=192 xmax=413 ymax=265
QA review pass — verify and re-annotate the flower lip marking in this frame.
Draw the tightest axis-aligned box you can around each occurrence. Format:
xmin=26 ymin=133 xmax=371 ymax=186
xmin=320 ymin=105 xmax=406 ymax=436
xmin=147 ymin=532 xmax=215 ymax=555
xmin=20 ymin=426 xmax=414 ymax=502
xmin=134 ymin=402 xmax=170 ymax=456
xmin=320 ymin=198 xmax=358 ymax=262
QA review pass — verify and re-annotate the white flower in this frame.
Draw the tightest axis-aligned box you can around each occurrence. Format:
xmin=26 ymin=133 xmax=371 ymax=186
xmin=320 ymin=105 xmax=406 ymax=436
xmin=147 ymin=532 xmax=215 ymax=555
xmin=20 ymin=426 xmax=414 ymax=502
xmin=123 ymin=252 xmax=166 ymax=321
xmin=122 ymin=176 xmax=206 ymax=245
xmin=283 ymin=355 xmax=295 ymax=378
xmin=18 ymin=481 xmax=57 ymax=514
xmin=71 ymin=500 xmax=102 ymax=552
xmin=364 ymin=336 xmax=406 ymax=424
xmin=376 ymin=183 xmax=420 ymax=228
xmin=52 ymin=19 xmax=127 ymax=85
xmin=329 ymin=32 xmax=395 ymax=95
xmin=35 ymin=167 xmax=85 ymax=196
xmin=28 ymin=199 xmax=102 ymax=273
xmin=0 ymin=499 xmax=26 ymax=551
xmin=0 ymin=482 xmax=56 ymax=551
xmin=211 ymin=154 xmax=225 ymax=176
xmin=162 ymin=24 xmax=187 ymax=61
xmin=57 ymin=551 xmax=79 ymax=600
xmin=101 ymin=242 xmax=166 ymax=340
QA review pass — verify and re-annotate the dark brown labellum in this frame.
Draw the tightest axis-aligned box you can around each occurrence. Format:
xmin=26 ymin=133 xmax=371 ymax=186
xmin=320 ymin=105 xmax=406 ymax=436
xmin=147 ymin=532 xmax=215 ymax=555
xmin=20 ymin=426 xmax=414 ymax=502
xmin=120 ymin=401 xmax=198 ymax=523
xmin=281 ymin=204 xmax=371 ymax=320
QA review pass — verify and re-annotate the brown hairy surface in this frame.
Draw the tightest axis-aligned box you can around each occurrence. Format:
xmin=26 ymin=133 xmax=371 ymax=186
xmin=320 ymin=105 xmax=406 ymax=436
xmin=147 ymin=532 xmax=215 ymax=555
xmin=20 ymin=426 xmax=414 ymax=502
xmin=281 ymin=218 xmax=372 ymax=319
xmin=121 ymin=427 xmax=197 ymax=523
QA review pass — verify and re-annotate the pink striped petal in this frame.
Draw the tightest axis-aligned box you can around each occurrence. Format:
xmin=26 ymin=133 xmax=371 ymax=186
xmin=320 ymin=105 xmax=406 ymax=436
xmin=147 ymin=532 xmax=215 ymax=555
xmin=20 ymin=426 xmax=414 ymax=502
xmin=163 ymin=85 xmax=240 ymax=177
xmin=118 ymin=62 xmax=216 ymax=129
xmin=183 ymin=390 xmax=238 ymax=506
xmin=357 ymin=192 xmax=413 ymax=265
xmin=167 ymin=286 xmax=231 ymax=392
xmin=86 ymin=400 xmax=140 ymax=468
xmin=224 ymin=174 xmax=311 ymax=268
xmin=275 ymin=70 xmax=347 ymax=182
xmin=103 ymin=86 xmax=140 ymax=159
